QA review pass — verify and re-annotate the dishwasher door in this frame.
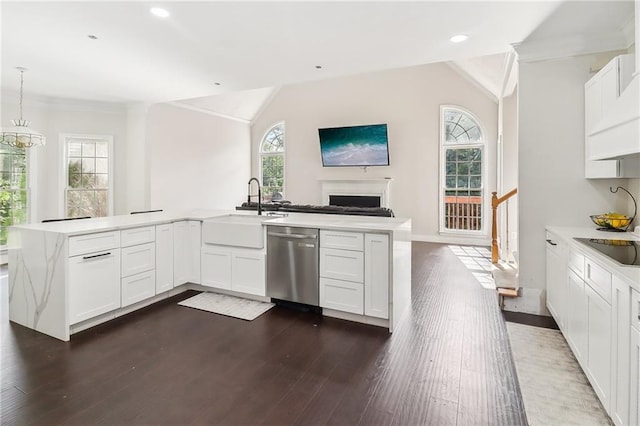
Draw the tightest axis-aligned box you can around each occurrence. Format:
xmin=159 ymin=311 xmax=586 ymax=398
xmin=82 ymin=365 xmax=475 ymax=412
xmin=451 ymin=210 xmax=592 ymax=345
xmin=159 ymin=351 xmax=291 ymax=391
xmin=266 ymin=226 xmax=319 ymax=305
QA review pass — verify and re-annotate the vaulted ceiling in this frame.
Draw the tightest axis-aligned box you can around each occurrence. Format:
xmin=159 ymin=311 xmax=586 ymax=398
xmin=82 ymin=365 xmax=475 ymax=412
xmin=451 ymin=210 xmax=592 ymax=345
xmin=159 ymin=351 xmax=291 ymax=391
xmin=1 ymin=1 xmax=635 ymax=120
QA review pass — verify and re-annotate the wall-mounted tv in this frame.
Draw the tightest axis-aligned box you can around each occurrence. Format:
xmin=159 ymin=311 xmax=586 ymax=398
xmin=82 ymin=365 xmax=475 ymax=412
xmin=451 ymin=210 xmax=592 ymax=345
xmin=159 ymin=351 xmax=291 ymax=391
xmin=318 ymin=123 xmax=390 ymax=167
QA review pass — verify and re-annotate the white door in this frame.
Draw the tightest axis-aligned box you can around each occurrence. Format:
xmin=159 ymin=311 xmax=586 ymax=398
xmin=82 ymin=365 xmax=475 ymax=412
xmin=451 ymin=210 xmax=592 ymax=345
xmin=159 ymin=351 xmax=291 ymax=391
xmin=155 ymin=223 xmax=174 ymax=294
xmin=187 ymin=220 xmax=201 ymax=284
xmin=567 ymin=270 xmax=588 ymax=366
xmin=546 ymin=240 xmax=567 ymax=330
xmin=201 ymin=246 xmax=231 ymax=290
xmin=586 ymin=284 xmax=612 ymax=411
xmin=630 ymin=326 xmax=640 ymax=426
xmin=231 ymin=249 xmax=265 ymax=296
xmin=611 ymin=276 xmax=630 ymax=426
xmin=68 ymin=249 xmax=121 ymax=324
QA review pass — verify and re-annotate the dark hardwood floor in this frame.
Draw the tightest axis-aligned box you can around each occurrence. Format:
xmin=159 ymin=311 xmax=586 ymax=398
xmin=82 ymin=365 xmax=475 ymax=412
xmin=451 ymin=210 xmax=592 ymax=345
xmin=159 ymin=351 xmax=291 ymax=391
xmin=1 ymin=242 xmax=527 ymax=425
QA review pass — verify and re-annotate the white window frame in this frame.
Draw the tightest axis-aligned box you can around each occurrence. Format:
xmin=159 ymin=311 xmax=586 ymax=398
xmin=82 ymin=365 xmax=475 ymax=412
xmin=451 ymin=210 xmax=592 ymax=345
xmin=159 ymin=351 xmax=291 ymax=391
xmin=258 ymin=121 xmax=286 ymax=199
xmin=60 ymin=133 xmax=114 ymax=218
xmin=438 ymin=105 xmax=487 ymax=236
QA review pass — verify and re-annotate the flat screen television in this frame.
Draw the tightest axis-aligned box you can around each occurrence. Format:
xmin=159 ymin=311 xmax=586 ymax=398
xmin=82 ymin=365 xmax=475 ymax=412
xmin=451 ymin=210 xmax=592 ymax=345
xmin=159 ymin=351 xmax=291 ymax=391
xmin=318 ymin=123 xmax=390 ymax=167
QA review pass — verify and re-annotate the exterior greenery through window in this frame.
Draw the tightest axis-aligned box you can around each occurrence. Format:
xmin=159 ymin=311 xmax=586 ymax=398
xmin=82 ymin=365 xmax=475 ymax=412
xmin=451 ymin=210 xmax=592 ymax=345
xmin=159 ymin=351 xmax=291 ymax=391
xmin=259 ymin=123 xmax=285 ymax=202
xmin=441 ymin=107 xmax=484 ymax=232
xmin=65 ymin=136 xmax=111 ymax=218
xmin=0 ymin=145 xmax=27 ymax=246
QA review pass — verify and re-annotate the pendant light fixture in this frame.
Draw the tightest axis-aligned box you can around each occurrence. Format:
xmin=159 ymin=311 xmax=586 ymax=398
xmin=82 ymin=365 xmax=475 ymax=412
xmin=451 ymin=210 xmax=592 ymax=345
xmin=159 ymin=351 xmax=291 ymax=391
xmin=1 ymin=67 xmax=46 ymax=148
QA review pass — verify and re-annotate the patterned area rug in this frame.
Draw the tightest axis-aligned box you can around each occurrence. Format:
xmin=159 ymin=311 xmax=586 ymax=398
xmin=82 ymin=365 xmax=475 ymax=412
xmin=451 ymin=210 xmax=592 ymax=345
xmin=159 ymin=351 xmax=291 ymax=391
xmin=178 ymin=292 xmax=274 ymax=321
xmin=506 ymin=322 xmax=612 ymax=426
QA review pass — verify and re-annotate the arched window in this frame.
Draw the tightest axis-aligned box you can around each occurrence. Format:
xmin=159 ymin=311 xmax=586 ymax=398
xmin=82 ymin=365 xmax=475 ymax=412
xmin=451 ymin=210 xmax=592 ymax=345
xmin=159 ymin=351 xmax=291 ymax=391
xmin=259 ymin=122 xmax=285 ymax=202
xmin=440 ymin=106 xmax=485 ymax=233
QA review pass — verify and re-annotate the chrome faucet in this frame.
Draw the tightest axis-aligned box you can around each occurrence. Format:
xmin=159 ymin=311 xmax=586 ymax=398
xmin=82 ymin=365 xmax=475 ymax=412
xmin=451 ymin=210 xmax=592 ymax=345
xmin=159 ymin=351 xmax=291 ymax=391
xmin=247 ymin=177 xmax=262 ymax=215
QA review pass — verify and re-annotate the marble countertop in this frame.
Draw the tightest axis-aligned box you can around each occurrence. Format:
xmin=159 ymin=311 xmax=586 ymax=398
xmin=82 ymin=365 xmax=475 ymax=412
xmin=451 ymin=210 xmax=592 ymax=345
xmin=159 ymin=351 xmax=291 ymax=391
xmin=546 ymin=226 xmax=640 ymax=289
xmin=12 ymin=209 xmax=411 ymax=236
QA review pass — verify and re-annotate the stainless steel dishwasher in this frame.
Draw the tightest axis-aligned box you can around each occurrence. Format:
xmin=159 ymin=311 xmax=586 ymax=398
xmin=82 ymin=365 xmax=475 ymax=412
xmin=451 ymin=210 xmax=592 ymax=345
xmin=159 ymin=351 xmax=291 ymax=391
xmin=266 ymin=226 xmax=319 ymax=305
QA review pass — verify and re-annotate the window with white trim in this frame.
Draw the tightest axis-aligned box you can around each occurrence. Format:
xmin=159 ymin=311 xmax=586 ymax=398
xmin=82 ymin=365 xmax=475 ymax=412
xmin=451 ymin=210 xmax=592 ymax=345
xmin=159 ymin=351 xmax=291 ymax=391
xmin=259 ymin=122 xmax=285 ymax=202
xmin=63 ymin=134 xmax=113 ymax=218
xmin=440 ymin=106 xmax=485 ymax=233
xmin=0 ymin=145 xmax=28 ymax=246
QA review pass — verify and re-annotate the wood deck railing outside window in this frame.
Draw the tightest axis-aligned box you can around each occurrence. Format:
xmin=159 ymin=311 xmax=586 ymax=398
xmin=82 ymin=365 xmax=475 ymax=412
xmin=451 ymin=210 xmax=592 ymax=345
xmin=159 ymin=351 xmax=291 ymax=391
xmin=444 ymin=195 xmax=482 ymax=231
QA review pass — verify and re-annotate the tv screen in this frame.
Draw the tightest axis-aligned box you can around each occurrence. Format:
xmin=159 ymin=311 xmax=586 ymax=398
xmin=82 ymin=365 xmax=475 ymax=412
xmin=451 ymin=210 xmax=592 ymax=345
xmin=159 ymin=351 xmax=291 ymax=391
xmin=318 ymin=123 xmax=389 ymax=167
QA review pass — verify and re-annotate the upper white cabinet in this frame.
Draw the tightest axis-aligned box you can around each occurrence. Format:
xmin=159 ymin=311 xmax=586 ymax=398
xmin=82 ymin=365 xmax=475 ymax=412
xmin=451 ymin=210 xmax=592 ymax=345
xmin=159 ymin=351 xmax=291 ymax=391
xmin=584 ymin=54 xmax=639 ymax=178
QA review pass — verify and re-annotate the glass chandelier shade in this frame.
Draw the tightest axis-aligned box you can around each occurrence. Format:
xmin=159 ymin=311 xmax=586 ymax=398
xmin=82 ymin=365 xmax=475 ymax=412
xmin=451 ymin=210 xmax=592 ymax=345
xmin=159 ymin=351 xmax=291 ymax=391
xmin=1 ymin=68 xmax=46 ymax=148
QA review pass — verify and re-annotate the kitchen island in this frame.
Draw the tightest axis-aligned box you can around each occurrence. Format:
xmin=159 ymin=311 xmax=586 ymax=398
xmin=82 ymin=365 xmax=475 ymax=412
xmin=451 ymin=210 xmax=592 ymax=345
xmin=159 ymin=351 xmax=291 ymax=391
xmin=8 ymin=210 xmax=411 ymax=341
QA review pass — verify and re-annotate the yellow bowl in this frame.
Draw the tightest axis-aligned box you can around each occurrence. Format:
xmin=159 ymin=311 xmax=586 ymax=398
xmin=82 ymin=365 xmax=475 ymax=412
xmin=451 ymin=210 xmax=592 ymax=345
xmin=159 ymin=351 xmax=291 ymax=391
xmin=590 ymin=214 xmax=631 ymax=229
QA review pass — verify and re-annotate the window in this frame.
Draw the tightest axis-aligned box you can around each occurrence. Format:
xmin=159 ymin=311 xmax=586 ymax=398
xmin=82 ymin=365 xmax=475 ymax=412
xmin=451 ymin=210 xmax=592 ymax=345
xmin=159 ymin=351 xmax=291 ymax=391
xmin=259 ymin=122 xmax=285 ymax=202
xmin=63 ymin=134 xmax=113 ymax=218
xmin=0 ymin=145 xmax=28 ymax=246
xmin=440 ymin=107 xmax=484 ymax=233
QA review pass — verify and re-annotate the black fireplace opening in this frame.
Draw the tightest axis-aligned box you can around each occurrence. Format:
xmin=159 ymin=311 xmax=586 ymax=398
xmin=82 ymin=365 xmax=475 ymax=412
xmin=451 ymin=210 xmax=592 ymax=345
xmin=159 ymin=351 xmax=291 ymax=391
xmin=329 ymin=195 xmax=381 ymax=208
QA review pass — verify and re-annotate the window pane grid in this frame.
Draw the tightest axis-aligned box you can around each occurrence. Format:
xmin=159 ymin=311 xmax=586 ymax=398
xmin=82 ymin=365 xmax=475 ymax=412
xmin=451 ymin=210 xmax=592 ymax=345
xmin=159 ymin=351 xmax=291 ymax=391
xmin=0 ymin=146 xmax=28 ymax=246
xmin=442 ymin=108 xmax=483 ymax=232
xmin=260 ymin=123 xmax=285 ymax=201
xmin=66 ymin=138 xmax=110 ymax=218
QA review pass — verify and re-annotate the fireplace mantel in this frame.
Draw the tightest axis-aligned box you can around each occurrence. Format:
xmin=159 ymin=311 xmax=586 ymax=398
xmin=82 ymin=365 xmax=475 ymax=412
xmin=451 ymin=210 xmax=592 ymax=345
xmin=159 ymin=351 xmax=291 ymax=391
xmin=319 ymin=178 xmax=392 ymax=208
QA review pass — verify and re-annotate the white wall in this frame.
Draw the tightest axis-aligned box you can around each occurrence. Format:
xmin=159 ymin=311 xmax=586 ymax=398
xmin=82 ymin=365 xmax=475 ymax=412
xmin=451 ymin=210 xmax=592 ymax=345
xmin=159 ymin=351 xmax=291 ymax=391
xmin=251 ymin=62 xmax=498 ymax=243
xmin=501 ymin=89 xmax=519 ymax=260
xmin=1 ymin=93 xmax=129 ymax=221
xmin=516 ymin=52 xmax=629 ymax=315
xmin=147 ymin=103 xmax=251 ymax=211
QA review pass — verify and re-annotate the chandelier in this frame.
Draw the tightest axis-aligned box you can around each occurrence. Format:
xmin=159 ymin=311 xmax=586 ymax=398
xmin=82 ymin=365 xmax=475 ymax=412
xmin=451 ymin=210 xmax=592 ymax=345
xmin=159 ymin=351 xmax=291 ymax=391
xmin=0 ymin=67 xmax=46 ymax=148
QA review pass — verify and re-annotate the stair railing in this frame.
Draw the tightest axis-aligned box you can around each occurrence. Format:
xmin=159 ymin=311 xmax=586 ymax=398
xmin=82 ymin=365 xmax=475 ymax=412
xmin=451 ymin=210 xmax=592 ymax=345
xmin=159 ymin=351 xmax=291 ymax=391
xmin=491 ymin=188 xmax=517 ymax=264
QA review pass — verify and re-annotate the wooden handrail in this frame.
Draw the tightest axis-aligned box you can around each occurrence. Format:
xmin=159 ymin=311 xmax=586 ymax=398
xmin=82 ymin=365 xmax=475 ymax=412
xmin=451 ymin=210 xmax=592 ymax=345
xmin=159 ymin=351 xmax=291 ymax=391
xmin=491 ymin=188 xmax=518 ymax=264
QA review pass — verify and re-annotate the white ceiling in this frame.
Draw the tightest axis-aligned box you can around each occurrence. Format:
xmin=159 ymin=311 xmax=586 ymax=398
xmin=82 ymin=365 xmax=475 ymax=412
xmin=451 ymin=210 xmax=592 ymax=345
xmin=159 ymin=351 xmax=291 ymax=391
xmin=1 ymin=1 xmax=635 ymax=119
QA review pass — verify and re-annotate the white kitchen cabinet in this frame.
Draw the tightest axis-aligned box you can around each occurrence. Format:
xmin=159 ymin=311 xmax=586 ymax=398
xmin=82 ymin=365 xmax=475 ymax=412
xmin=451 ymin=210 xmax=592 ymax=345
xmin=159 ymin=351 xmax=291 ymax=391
xmin=584 ymin=54 xmax=639 ymax=178
xmin=121 ymin=226 xmax=155 ymax=247
xmin=68 ymin=249 xmax=121 ymax=324
xmin=173 ymin=221 xmax=188 ymax=286
xmin=611 ymin=275 xmax=631 ymax=426
xmin=631 ymin=326 xmax=640 ymax=426
xmin=320 ymin=247 xmax=364 ymax=283
xmin=320 ymin=230 xmax=364 ymax=251
xmin=567 ymin=269 xmax=589 ymax=366
xmin=121 ymin=270 xmax=156 ymax=307
xmin=155 ymin=223 xmax=174 ymax=294
xmin=201 ymin=245 xmax=232 ymax=290
xmin=546 ymin=233 xmax=568 ymax=331
xmin=187 ymin=220 xmax=201 ymax=284
xmin=173 ymin=220 xmax=201 ymax=285
xmin=121 ymin=242 xmax=155 ymax=277
xmin=319 ymin=277 xmax=364 ymax=314
xmin=68 ymin=231 xmax=120 ymax=257
xmin=586 ymin=284 xmax=612 ymax=410
xmin=364 ymin=233 xmax=389 ymax=319
xmin=231 ymin=249 xmax=265 ymax=296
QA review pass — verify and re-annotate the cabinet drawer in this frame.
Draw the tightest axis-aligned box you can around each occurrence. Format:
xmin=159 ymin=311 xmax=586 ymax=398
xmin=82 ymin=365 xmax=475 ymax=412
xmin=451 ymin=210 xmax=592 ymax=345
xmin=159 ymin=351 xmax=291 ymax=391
xmin=320 ymin=277 xmax=364 ymax=314
xmin=69 ymin=231 xmax=120 ymax=257
xmin=320 ymin=248 xmax=364 ymax=283
xmin=568 ymin=250 xmax=585 ymax=278
xmin=121 ymin=242 xmax=155 ymax=277
xmin=320 ymin=230 xmax=363 ymax=251
xmin=121 ymin=270 xmax=156 ymax=307
xmin=584 ymin=257 xmax=612 ymax=304
xmin=632 ymin=289 xmax=640 ymax=332
xmin=121 ymin=226 xmax=155 ymax=247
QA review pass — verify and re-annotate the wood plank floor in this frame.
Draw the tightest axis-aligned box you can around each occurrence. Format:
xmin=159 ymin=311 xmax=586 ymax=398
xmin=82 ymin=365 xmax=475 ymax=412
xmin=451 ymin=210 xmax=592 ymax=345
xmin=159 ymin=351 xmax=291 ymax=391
xmin=0 ymin=242 xmax=527 ymax=425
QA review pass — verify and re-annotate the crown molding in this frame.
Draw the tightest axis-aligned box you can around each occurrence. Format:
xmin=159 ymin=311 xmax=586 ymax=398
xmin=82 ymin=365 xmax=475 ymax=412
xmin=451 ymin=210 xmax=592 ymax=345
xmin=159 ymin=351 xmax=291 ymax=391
xmin=0 ymin=89 xmax=128 ymax=114
xmin=445 ymin=62 xmax=499 ymax=104
xmin=167 ymin=101 xmax=251 ymax=124
xmin=513 ymin=31 xmax=631 ymax=63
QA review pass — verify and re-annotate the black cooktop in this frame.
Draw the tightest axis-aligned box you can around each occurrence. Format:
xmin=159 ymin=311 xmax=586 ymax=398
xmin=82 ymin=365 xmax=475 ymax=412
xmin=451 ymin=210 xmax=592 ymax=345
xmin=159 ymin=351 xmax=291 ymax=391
xmin=574 ymin=238 xmax=640 ymax=267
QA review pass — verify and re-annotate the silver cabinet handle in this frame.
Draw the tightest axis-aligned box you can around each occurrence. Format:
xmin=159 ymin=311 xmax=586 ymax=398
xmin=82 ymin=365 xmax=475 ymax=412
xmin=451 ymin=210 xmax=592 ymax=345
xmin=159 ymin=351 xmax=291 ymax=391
xmin=268 ymin=232 xmax=317 ymax=240
xmin=546 ymin=239 xmax=557 ymax=246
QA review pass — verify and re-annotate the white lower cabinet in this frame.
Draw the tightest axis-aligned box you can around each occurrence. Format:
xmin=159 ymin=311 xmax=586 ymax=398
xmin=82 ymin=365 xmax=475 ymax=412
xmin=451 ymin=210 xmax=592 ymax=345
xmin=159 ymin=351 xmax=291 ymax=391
xmin=155 ymin=223 xmax=174 ymax=294
xmin=364 ymin=233 xmax=389 ymax=319
xmin=231 ymin=249 xmax=265 ymax=296
xmin=546 ymin=234 xmax=568 ymax=330
xmin=201 ymin=245 xmax=265 ymax=296
xmin=68 ymin=249 xmax=121 ymax=324
xmin=201 ymin=245 xmax=232 ymax=290
xmin=319 ymin=277 xmax=364 ymax=314
xmin=611 ymin=276 xmax=631 ymax=426
xmin=187 ymin=221 xmax=201 ymax=284
xmin=121 ymin=242 xmax=155 ymax=277
xmin=121 ymin=270 xmax=156 ymax=307
xmin=319 ymin=248 xmax=364 ymax=283
xmin=630 ymin=324 xmax=640 ymax=426
xmin=173 ymin=220 xmax=201 ymax=286
xmin=586 ymin=284 xmax=612 ymax=410
xmin=567 ymin=269 xmax=588 ymax=364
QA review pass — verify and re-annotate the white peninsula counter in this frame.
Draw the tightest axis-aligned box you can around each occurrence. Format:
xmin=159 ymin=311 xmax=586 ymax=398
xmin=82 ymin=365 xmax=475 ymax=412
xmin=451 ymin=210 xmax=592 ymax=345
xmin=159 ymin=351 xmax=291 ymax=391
xmin=8 ymin=210 xmax=411 ymax=341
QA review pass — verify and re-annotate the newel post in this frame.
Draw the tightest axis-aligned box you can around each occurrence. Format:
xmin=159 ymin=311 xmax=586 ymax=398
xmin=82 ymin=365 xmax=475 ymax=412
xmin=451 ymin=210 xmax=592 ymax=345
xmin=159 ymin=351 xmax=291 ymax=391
xmin=491 ymin=191 xmax=499 ymax=264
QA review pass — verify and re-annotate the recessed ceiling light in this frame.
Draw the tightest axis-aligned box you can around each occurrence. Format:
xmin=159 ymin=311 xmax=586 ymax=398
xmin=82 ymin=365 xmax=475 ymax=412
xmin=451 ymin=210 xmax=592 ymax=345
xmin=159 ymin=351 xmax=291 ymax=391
xmin=88 ymin=35 xmax=98 ymax=40
xmin=450 ymin=34 xmax=468 ymax=43
xmin=150 ymin=7 xmax=170 ymax=18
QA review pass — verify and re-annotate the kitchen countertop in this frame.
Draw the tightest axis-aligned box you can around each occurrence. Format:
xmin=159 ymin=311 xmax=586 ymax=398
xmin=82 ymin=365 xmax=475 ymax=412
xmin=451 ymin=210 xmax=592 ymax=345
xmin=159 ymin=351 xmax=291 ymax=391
xmin=11 ymin=209 xmax=411 ymax=236
xmin=546 ymin=226 xmax=640 ymax=290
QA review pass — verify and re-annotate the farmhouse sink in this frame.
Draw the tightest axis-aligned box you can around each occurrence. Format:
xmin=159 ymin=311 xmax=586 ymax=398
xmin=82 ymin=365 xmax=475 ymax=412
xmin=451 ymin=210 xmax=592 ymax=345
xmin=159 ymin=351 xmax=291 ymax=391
xmin=202 ymin=214 xmax=273 ymax=248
